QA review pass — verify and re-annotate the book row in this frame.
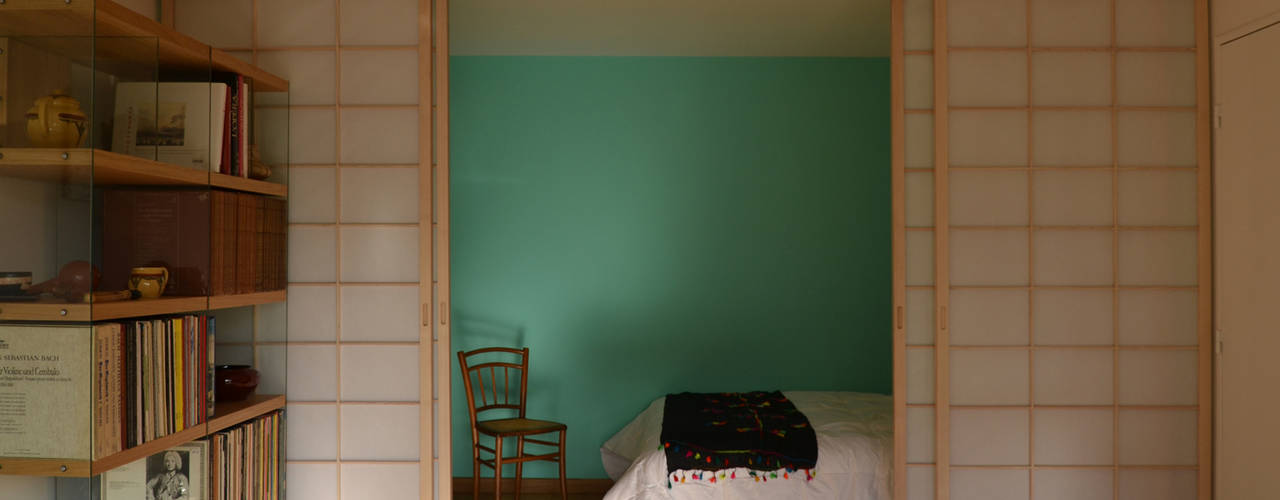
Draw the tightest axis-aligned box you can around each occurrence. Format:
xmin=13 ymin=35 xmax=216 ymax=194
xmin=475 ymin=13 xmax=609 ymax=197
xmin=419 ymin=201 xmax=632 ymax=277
xmin=93 ymin=315 xmax=215 ymax=459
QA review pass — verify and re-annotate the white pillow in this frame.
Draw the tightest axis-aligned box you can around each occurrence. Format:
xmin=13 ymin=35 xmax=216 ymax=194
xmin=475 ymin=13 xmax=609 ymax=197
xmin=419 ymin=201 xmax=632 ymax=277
xmin=599 ymin=396 xmax=665 ymax=481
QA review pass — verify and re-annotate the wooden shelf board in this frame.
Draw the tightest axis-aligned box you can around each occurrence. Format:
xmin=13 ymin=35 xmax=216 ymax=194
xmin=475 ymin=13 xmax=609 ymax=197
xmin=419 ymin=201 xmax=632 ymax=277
xmin=0 ymin=0 xmax=289 ymax=92
xmin=0 ymin=149 xmax=287 ymax=197
xmin=0 ymin=298 xmax=90 ymax=322
xmin=206 ymin=394 xmax=286 ymax=434
xmin=90 ymin=295 xmax=209 ymax=321
xmin=0 ymin=291 xmax=286 ymax=322
xmin=0 ymin=394 xmax=285 ymax=477
xmin=208 ymin=290 xmax=287 ymax=310
xmin=210 ymin=173 xmax=289 ymax=198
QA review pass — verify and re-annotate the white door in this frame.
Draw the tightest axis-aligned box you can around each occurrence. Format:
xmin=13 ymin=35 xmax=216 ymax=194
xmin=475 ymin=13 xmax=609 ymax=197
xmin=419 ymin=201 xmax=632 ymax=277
xmin=1215 ymin=20 xmax=1280 ymax=500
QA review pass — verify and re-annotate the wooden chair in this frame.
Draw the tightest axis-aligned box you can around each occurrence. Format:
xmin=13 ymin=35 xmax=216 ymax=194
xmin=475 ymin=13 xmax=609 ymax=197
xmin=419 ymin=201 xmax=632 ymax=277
xmin=457 ymin=347 xmax=567 ymax=500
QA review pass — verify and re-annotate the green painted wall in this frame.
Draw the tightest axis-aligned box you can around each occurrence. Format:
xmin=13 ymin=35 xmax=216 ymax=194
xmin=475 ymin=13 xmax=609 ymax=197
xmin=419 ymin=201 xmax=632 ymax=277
xmin=449 ymin=56 xmax=890 ymax=479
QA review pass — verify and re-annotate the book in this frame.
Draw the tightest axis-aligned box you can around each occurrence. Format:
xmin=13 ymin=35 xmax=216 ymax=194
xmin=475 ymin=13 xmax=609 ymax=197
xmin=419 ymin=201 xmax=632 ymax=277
xmin=0 ymin=326 xmax=92 ymax=459
xmin=236 ymin=193 xmax=258 ymax=295
xmin=112 ymin=82 xmax=228 ymax=171
xmin=206 ymin=317 xmax=216 ymax=419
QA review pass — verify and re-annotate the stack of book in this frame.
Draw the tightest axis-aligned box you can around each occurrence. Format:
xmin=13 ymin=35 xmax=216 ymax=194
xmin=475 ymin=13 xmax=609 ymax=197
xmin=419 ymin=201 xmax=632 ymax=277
xmin=215 ymin=191 xmax=288 ymax=295
xmin=210 ymin=411 xmax=283 ymax=500
xmin=92 ymin=314 xmax=215 ymax=459
xmin=112 ymin=75 xmax=253 ymax=177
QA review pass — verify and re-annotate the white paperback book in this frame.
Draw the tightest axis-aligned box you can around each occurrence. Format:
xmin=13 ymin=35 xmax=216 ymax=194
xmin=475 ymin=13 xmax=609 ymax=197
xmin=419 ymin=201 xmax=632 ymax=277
xmin=112 ymin=82 xmax=228 ymax=171
xmin=101 ymin=440 xmax=208 ymax=500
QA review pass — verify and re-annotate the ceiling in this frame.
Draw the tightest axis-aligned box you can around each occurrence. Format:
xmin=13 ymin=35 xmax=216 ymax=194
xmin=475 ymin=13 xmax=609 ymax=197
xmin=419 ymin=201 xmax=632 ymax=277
xmin=449 ymin=0 xmax=891 ymax=57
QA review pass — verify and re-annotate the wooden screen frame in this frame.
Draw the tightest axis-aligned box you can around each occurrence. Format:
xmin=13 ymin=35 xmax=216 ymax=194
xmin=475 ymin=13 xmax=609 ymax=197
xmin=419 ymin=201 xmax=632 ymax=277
xmin=420 ymin=0 xmax=452 ymax=498
xmin=891 ymin=1 xmax=1213 ymax=499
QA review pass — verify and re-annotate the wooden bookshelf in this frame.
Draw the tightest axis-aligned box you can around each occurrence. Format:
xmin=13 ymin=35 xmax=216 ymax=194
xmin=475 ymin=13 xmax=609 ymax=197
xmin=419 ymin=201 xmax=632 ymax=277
xmin=0 ymin=290 xmax=286 ymax=322
xmin=0 ymin=148 xmax=288 ymax=197
xmin=0 ymin=394 xmax=286 ymax=477
xmin=0 ymin=0 xmax=288 ymax=92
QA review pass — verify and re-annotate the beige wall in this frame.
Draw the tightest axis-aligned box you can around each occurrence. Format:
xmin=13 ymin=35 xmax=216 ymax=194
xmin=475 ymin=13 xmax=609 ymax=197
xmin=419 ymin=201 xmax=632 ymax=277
xmin=450 ymin=0 xmax=889 ymax=56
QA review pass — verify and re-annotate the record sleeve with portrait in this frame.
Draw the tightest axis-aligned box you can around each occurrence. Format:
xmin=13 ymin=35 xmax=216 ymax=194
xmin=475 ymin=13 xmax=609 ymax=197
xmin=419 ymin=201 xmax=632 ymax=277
xmin=100 ymin=441 xmax=207 ymax=500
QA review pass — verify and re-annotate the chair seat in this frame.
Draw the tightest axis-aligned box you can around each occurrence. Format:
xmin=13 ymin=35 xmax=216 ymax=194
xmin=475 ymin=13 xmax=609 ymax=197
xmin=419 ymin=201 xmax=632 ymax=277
xmin=477 ymin=417 xmax=567 ymax=436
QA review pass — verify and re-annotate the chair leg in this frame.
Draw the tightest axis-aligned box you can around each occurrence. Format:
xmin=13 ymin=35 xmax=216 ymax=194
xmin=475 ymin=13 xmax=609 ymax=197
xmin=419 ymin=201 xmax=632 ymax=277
xmin=473 ymin=444 xmax=481 ymax=500
xmin=558 ymin=430 xmax=568 ymax=500
xmin=495 ymin=437 xmax=503 ymax=500
xmin=515 ymin=436 xmax=525 ymax=500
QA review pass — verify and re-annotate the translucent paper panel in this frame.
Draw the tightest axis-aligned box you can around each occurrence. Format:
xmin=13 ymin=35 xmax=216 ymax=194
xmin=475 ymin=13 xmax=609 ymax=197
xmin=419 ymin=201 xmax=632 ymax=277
xmin=1033 ymin=349 xmax=1114 ymax=404
xmin=951 ymin=469 xmax=1028 ymax=500
xmin=1033 ymin=290 xmax=1114 ymax=345
xmin=904 ymin=0 xmax=934 ymax=51
xmin=950 ymin=289 xmax=1029 ymax=345
xmin=906 ymin=172 xmax=935 ymax=227
xmin=906 ymin=289 xmax=936 ymax=345
xmin=1118 ymin=351 xmax=1198 ymax=405
xmin=1029 ymin=0 xmax=1111 ymax=47
xmin=948 ymin=0 xmax=1027 ymax=47
xmin=1115 ymin=0 xmax=1196 ymax=47
xmin=949 ymin=52 xmax=1028 ymax=107
xmin=950 ymin=170 xmax=1029 ymax=226
xmin=1033 ymin=409 xmax=1114 ymax=465
xmin=1117 ymin=111 xmax=1198 ymax=166
xmin=1034 ymin=469 xmax=1114 ymax=500
xmin=906 ymin=114 xmax=936 ymax=168
xmin=906 ymin=231 xmax=936 ymax=286
xmin=1032 ymin=111 xmax=1113 ymax=166
xmin=906 ymin=55 xmax=935 ymax=110
xmin=1118 ymin=290 xmax=1198 ymax=345
xmin=1118 ymin=231 xmax=1198 ymax=285
xmin=951 ymin=409 xmax=1030 ymax=465
xmin=1118 ymin=170 xmax=1198 ymax=226
xmin=907 ymin=407 xmax=936 ymax=463
xmin=951 ymin=230 xmax=1029 ymax=285
xmin=908 ymin=348 xmax=936 ymax=404
xmin=1032 ymin=170 xmax=1113 ymax=226
xmin=1033 ymin=230 xmax=1113 ymax=286
xmin=1031 ymin=52 xmax=1112 ymax=106
xmin=1118 ymin=470 xmax=1197 ymax=500
xmin=950 ymin=111 xmax=1028 ymax=166
xmin=906 ymin=466 xmax=936 ymax=500
xmin=1117 ymin=52 xmax=1197 ymax=106
xmin=1118 ymin=409 xmax=1198 ymax=465
xmin=950 ymin=349 xmax=1030 ymax=405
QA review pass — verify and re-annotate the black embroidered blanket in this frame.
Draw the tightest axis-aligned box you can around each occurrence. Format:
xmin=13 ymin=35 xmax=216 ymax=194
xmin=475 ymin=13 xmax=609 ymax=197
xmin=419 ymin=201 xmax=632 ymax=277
xmin=661 ymin=391 xmax=817 ymax=474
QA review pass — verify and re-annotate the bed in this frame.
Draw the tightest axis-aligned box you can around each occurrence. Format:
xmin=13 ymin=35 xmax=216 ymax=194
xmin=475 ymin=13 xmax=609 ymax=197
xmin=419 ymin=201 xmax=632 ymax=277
xmin=600 ymin=391 xmax=892 ymax=500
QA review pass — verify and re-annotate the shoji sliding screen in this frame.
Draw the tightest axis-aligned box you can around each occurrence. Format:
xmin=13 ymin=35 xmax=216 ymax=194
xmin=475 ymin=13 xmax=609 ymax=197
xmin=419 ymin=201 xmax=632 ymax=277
xmin=892 ymin=0 xmax=1212 ymax=499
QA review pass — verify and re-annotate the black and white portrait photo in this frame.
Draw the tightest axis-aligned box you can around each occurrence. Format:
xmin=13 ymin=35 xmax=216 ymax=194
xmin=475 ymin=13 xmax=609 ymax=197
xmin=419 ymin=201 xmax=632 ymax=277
xmin=145 ymin=450 xmax=190 ymax=500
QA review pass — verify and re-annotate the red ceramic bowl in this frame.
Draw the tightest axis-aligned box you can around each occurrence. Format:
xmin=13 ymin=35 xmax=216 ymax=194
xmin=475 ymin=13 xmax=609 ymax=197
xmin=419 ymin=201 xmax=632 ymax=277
xmin=215 ymin=364 xmax=260 ymax=402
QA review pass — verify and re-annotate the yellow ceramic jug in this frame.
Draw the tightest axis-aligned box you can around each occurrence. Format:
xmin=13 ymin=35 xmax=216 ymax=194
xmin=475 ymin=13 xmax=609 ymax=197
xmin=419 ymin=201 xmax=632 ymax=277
xmin=128 ymin=266 xmax=169 ymax=299
xmin=25 ymin=89 xmax=88 ymax=148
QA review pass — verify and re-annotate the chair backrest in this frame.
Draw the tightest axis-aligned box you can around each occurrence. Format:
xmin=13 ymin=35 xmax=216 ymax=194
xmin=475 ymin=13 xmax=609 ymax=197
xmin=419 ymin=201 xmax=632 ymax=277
xmin=457 ymin=347 xmax=530 ymax=435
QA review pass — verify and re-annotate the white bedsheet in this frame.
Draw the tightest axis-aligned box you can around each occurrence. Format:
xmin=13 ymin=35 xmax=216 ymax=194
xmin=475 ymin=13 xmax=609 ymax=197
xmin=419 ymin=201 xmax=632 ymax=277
xmin=601 ymin=391 xmax=892 ymax=500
